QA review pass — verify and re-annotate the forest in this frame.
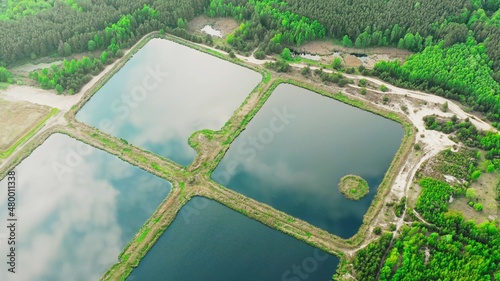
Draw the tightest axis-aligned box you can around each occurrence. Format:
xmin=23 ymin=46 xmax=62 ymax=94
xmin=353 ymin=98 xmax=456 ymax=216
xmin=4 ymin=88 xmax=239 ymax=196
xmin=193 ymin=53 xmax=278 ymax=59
xmin=380 ymin=178 xmax=499 ymax=281
xmin=29 ymin=5 xmax=159 ymax=93
xmin=0 ymin=0 xmax=76 ymax=20
xmin=283 ymin=0 xmax=470 ymax=43
xmin=352 ymin=177 xmax=500 ymax=281
xmin=0 ymin=0 xmax=209 ymax=67
xmin=207 ymin=0 xmax=326 ymax=54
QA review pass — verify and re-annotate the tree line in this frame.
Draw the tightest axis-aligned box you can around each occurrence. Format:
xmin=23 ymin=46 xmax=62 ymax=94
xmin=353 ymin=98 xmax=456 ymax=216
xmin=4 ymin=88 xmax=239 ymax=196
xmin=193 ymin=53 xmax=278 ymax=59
xmin=284 ymin=0 xmax=470 ymax=47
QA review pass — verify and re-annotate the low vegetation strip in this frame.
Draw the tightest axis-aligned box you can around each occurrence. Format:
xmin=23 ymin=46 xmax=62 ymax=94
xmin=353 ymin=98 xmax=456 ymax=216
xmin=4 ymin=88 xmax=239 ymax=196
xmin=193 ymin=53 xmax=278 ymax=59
xmin=0 ymin=108 xmax=59 ymax=158
xmin=339 ymin=175 xmax=369 ymax=200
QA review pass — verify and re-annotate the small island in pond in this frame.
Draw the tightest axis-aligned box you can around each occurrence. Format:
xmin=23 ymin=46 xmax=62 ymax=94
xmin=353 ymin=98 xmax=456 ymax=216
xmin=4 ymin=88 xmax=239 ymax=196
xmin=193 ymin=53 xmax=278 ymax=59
xmin=338 ymin=175 xmax=369 ymax=200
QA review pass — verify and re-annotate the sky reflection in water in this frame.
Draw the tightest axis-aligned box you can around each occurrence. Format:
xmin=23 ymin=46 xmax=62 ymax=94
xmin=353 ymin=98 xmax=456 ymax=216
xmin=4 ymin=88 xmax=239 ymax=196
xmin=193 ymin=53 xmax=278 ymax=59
xmin=212 ymin=84 xmax=404 ymax=238
xmin=76 ymin=38 xmax=261 ymax=166
xmin=0 ymin=134 xmax=171 ymax=281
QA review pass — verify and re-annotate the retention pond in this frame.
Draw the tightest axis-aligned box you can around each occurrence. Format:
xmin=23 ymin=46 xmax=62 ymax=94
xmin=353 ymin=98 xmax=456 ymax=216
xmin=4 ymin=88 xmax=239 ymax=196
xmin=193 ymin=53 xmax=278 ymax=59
xmin=127 ymin=197 xmax=339 ymax=280
xmin=77 ymin=38 xmax=261 ymax=166
xmin=212 ymin=84 xmax=404 ymax=238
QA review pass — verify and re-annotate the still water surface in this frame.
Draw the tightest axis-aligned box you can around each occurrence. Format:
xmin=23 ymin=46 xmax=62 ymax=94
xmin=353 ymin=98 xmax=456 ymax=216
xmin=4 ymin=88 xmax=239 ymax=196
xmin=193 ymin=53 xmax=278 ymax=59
xmin=0 ymin=134 xmax=171 ymax=281
xmin=128 ymin=197 xmax=339 ymax=280
xmin=77 ymin=38 xmax=261 ymax=166
xmin=212 ymin=84 xmax=404 ymax=238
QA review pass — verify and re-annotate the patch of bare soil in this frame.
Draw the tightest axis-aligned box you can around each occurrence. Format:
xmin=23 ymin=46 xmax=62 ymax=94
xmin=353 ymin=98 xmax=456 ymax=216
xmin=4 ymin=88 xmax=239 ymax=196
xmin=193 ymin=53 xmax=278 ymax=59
xmin=295 ymin=40 xmax=412 ymax=69
xmin=295 ymin=40 xmax=334 ymax=55
xmin=343 ymin=54 xmax=362 ymax=68
xmin=188 ymin=15 xmax=239 ymax=38
xmin=11 ymin=61 xmax=63 ymax=73
xmin=0 ymin=98 xmax=51 ymax=150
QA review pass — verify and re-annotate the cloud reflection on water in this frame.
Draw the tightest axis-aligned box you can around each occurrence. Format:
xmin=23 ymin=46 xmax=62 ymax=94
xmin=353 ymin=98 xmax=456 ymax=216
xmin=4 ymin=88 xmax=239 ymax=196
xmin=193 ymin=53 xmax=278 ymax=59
xmin=212 ymin=84 xmax=404 ymax=238
xmin=77 ymin=38 xmax=261 ymax=166
xmin=0 ymin=134 xmax=170 ymax=281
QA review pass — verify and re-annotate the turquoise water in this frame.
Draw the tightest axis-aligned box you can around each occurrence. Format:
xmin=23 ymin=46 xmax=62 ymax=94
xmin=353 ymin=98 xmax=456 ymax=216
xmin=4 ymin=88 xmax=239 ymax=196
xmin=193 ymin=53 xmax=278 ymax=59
xmin=212 ymin=84 xmax=404 ymax=238
xmin=76 ymin=38 xmax=261 ymax=166
xmin=127 ymin=197 xmax=339 ymax=281
xmin=0 ymin=134 xmax=171 ymax=281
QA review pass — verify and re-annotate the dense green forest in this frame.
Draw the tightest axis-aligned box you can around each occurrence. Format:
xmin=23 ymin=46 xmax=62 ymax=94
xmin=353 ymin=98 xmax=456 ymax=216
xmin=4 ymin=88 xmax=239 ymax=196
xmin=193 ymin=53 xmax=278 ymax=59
xmin=284 ymin=0 xmax=500 ymax=66
xmin=207 ymin=0 xmax=326 ymax=54
xmin=0 ymin=0 xmax=79 ymax=20
xmin=378 ymin=178 xmax=500 ymax=281
xmin=0 ymin=0 xmax=208 ymax=66
xmin=352 ymin=177 xmax=500 ymax=281
xmin=283 ymin=0 xmax=470 ymax=44
xmin=29 ymin=5 xmax=159 ymax=93
xmin=352 ymin=233 xmax=393 ymax=281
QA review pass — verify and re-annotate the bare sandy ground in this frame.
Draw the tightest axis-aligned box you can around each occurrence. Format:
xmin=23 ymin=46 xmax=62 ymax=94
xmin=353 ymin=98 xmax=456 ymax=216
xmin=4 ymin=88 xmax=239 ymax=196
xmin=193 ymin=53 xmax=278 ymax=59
xmin=11 ymin=61 xmax=63 ymax=73
xmin=0 ymin=98 xmax=51 ymax=150
xmin=188 ymin=16 xmax=239 ymax=38
xmin=1 ymin=86 xmax=80 ymax=111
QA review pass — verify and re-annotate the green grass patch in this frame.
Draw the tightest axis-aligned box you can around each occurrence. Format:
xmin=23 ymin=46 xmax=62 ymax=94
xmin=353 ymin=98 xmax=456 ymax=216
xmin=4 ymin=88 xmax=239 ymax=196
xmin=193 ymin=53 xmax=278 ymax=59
xmin=136 ymin=227 xmax=150 ymax=243
xmin=120 ymin=254 xmax=130 ymax=262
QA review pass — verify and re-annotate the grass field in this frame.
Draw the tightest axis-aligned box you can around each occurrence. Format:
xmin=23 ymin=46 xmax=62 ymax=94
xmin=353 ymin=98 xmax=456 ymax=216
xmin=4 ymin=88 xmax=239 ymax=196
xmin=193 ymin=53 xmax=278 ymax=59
xmin=0 ymin=98 xmax=57 ymax=158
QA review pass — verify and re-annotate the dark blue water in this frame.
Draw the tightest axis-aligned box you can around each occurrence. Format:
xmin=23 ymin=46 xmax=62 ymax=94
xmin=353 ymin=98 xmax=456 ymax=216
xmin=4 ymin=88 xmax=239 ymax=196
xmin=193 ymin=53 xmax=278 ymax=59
xmin=212 ymin=84 xmax=404 ymax=238
xmin=0 ymin=134 xmax=171 ymax=281
xmin=76 ymin=38 xmax=261 ymax=166
xmin=127 ymin=197 xmax=338 ymax=281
